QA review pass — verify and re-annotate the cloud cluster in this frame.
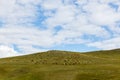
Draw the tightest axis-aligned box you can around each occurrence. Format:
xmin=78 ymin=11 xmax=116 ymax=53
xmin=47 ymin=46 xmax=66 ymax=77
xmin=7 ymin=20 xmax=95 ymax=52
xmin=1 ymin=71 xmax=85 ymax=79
xmin=88 ymin=37 xmax=120 ymax=50
xmin=42 ymin=0 xmax=120 ymax=49
xmin=0 ymin=0 xmax=120 ymax=57
xmin=0 ymin=45 xmax=18 ymax=58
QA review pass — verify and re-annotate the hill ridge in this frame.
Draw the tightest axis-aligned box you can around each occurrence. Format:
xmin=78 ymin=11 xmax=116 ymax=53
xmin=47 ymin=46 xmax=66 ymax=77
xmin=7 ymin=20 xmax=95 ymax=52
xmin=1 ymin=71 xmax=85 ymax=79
xmin=0 ymin=49 xmax=120 ymax=65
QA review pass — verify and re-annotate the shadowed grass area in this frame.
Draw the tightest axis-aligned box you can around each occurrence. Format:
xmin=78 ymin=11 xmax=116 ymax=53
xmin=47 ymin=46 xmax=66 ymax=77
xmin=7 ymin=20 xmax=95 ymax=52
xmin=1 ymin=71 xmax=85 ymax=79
xmin=0 ymin=49 xmax=119 ymax=80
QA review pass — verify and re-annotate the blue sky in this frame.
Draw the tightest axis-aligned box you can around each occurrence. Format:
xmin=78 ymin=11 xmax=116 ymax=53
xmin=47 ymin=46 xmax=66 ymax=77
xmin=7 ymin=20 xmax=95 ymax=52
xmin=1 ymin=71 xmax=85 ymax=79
xmin=0 ymin=0 xmax=120 ymax=58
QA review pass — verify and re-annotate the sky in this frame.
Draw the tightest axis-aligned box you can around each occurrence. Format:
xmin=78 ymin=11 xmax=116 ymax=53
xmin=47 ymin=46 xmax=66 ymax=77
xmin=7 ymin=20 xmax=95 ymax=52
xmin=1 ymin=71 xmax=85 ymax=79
xmin=0 ymin=0 xmax=120 ymax=58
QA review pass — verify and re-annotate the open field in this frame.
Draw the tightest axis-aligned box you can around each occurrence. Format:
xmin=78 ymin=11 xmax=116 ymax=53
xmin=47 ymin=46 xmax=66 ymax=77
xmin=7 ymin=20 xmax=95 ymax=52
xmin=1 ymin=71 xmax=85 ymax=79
xmin=0 ymin=49 xmax=120 ymax=80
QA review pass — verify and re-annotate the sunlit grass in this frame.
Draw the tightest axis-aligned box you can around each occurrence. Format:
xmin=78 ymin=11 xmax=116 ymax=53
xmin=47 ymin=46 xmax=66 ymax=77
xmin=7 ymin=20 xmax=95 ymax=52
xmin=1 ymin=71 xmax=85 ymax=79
xmin=0 ymin=49 xmax=119 ymax=80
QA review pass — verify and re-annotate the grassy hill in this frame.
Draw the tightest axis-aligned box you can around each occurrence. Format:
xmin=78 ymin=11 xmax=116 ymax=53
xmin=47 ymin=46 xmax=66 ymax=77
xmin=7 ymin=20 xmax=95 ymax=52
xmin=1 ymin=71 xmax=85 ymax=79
xmin=85 ymin=49 xmax=120 ymax=60
xmin=0 ymin=49 xmax=120 ymax=80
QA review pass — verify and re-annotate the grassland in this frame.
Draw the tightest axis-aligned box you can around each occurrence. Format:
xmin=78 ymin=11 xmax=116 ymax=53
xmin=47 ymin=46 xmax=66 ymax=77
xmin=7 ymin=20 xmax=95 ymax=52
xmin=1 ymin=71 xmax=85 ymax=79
xmin=0 ymin=49 xmax=120 ymax=80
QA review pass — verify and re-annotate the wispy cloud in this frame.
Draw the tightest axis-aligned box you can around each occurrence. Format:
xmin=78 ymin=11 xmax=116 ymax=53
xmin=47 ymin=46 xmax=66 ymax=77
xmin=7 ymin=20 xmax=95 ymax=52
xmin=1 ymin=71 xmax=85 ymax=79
xmin=0 ymin=0 xmax=120 ymax=57
xmin=0 ymin=45 xmax=18 ymax=58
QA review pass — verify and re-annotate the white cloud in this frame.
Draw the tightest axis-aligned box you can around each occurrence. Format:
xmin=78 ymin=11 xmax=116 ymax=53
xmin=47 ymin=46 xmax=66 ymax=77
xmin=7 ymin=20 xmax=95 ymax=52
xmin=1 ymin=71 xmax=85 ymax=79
xmin=88 ymin=37 xmax=120 ymax=50
xmin=43 ymin=4 xmax=76 ymax=28
xmin=0 ymin=0 xmax=120 ymax=57
xmin=0 ymin=45 xmax=18 ymax=58
xmin=41 ymin=0 xmax=62 ymax=10
xmin=0 ymin=0 xmax=39 ymax=25
xmin=0 ymin=25 xmax=54 ymax=52
xmin=83 ymin=1 xmax=120 ymax=26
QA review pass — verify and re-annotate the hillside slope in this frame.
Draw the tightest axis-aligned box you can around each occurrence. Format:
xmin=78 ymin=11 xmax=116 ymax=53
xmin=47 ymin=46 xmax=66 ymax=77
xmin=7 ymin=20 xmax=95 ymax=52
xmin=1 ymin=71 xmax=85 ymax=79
xmin=0 ymin=49 xmax=120 ymax=80
xmin=85 ymin=49 xmax=120 ymax=60
xmin=0 ymin=50 xmax=119 ymax=65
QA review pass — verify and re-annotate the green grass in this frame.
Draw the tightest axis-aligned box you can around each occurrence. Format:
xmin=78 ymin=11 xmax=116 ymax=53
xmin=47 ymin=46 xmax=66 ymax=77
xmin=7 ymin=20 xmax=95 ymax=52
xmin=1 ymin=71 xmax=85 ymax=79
xmin=0 ymin=49 xmax=120 ymax=80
